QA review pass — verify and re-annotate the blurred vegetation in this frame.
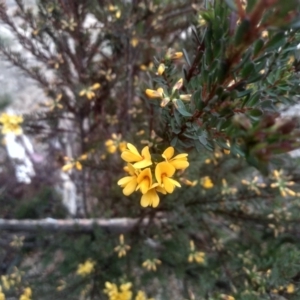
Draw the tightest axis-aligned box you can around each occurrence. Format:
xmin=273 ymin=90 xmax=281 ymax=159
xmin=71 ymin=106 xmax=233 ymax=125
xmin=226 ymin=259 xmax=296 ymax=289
xmin=0 ymin=0 xmax=299 ymax=299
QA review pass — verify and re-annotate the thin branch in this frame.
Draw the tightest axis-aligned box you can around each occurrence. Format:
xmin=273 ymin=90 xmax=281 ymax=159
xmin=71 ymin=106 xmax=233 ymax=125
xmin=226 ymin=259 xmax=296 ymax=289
xmin=0 ymin=217 xmax=166 ymax=233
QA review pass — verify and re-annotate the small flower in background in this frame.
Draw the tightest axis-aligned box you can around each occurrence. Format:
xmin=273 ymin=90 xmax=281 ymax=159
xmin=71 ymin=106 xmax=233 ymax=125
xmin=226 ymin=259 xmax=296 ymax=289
xmin=56 ymin=280 xmax=66 ymax=291
xmin=0 ymin=286 xmax=4 ymax=300
xmin=61 ymin=18 xmax=77 ymax=31
xmin=286 ymin=283 xmax=295 ymax=294
xmin=156 ymin=63 xmax=165 ymax=76
xmin=142 ymin=259 xmax=161 ymax=271
xmin=165 ymin=49 xmax=183 ymax=60
xmin=106 ymin=114 xmax=118 ymax=125
xmin=45 ymin=93 xmax=63 ymax=111
xmin=99 ymin=69 xmax=116 ymax=82
xmin=114 ymin=234 xmax=131 ymax=257
xmin=172 ymin=78 xmax=183 ymax=94
xmin=135 ymin=290 xmax=154 ymax=300
xmin=76 ymin=259 xmax=95 ymax=276
xmin=179 ymin=94 xmax=192 ymax=101
xmin=104 ymin=282 xmax=132 ymax=300
xmin=79 ymin=83 xmax=101 ymax=100
xmin=130 ymin=37 xmax=139 ymax=48
xmin=48 ymin=54 xmax=64 ymax=69
xmin=10 ymin=235 xmax=25 ymax=249
xmin=241 ymin=176 xmax=266 ymax=195
xmin=140 ymin=62 xmax=154 ymax=71
xmin=0 ymin=113 xmax=23 ymax=135
xmin=108 ymin=5 xmax=121 ymax=19
xmin=62 ymin=154 xmax=88 ymax=172
xmin=200 ymin=176 xmax=214 ymax=189
xmin=221 ymin=179 xmax=237 ymax=195
xmin=19 ymin=287 xmax=32 ymax=300
xmin=188 ymin=240 xmax=205 ymax=264
xmin=145 ymin=88 xmax=164 ymax=99
xmin=180 ymin=177 xmax=197 ymax=187
xmin=220 ymin=294 xmax=235 ymax=300
xmin=270 ymin=170 xmax=296 ymax=197
xmin=105 ymin=133 xmax=126 ymax=154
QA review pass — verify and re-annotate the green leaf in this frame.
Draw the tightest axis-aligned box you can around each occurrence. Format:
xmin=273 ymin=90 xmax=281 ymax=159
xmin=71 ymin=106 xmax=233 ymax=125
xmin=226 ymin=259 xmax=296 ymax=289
xmin=265 ymin=31 xmax=286 ymax=51
xmin=242 ymin=62 xmax=255 ymax=78
xmin=224 ymin=0 xmax=237 ymax=11
xmin=234 ymin=18 xmax=251 ymax=46
xmin=175 ymin=99 xmax=192 ymax=117
xmin=171 ymin=136 xmax=178 ymax=147
xmin=182 ymin=48 xmax=191 ymax=67
xmin=253 ymin=39 xmax=264 ymax=56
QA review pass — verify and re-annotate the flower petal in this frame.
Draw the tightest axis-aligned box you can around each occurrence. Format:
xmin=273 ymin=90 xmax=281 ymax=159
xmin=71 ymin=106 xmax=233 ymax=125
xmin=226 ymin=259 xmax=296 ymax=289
xmin=121 ymin=151 xmax=141 ymax=162
xmin=133 ymin=159 xmax=152 ymax=169
xmin=123 ymin=179 xmax=138 ymax=196
xmin=162 ymin=147 xmax=174 ymax=160
xmin=127 ymin=143 xmax=140 ymax=156
xmin=170 ymin=160 xmax=189 ymax=170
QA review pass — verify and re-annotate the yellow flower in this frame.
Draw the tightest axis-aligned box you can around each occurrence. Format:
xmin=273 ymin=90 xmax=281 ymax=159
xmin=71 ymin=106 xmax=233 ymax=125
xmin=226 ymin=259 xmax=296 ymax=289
xmin=119 ymin=142 xmax=127 ymax=152
xmin=104 ymin=282 xmax=132 ymax=300
xmin=188 ymin=240 xmax=205 ymax=264
xmin=19 ymin=288 xmax=32 ymax=300
xmin=162 ymin=147 xmax=189 ymax=170
xmin=10 ymin=235 xmax=24 ymax=248
xmin=62 ymin=154 xmax=87 ymax=172
xmin=170 ymin=52 xmax=183 ymax=60
xmin=155 ymin=162 xmax=181 ymax=193
xmin=105 ymin=139 xmax=117 ymax=153
xmin=157 ymin=63 xmax=165 ymax=75
xmin=220 ymin=295 xmax=235 ymax=300
xmin=0 ymin=286 xmax=4 ymax=300
xmin=1 ymin=276 xmax=10 ymax=290
xmin=286 ymin=283 xmax=295 ymax=294
xmin=145 ymin=88 xmax=164 ymax=99
xmin=180 ymin=178 xmax=197 ymax=186
xmin=135 ymin=290 xmax=154 ymax=300
xmin=114 ymin=234 xmax=131 ymax=257
xmin=142 ymin=259 xmax=161 ymax=271
xmin=172 ymin=78 xmax=183 ymax=93
xmin=241 ymin=176 xmax=266 ymax=195
xmin=76 ymin=259 xmax=95 ymax=276
xmin=137 ymin=168 xmax=153 ymax=194
xmin=0 ymin=113 xmax=23 ymax=135
xmin=118 ymin=164 xmax=139 ymax=196
xmin=121 ymin=143 xmax=152 ymax=169
xmin=79 ymin=83 xmax=101 ymax=100
xmin=130 ymin=37 xmax=139 ymax=47
xmin=200 ymin=176 xmax=214 ymax=189
xmin=140 ymin=184 xmax=166 ymax=208
xmin=179 ymin=94 xmax=192 ymax=101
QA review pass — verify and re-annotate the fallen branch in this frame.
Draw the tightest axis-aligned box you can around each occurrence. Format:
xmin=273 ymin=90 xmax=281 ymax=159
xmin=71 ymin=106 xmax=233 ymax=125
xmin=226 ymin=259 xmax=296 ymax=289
xmin=0 ymin=217 xmax=166 ymax=233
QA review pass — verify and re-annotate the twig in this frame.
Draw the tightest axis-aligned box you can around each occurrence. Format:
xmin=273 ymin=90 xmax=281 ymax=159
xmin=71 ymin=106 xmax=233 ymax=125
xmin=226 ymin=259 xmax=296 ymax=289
xmin=0 ymin=217 xmax=166 ymax=233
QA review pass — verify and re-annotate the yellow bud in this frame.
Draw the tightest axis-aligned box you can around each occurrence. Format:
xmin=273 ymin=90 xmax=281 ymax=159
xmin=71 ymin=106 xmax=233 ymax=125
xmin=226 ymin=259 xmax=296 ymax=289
xmin=91 ymin=83 xmax=101 ymax=90
xmin=171 ymin=52 xmax=183 ymax=60
xmin=157 ymin=63 xmax=165 ymax=75
xmin=145 ymin=88 xmax=163 ymax=98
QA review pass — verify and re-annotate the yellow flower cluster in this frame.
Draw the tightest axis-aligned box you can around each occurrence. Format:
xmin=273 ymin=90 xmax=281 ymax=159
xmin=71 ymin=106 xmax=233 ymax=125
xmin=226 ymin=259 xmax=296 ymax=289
xmin=142 ymin=259 xmax=161 ymax=271
xmin=118 ymin=144 xmax=189 ymax=207
xmin=104 ymin=282 xmax=153 ymax=300
xmin=76 ymin=259 xmax=95 ymax=276
xmin=19 ymin=287 xmax=32 ymax=300
xmin=105 ymin=133 xmax=127 ymax=154
xmin=0 ymin=113 xmax=23 ymax=135
xmin=188 ymin=240 xmax=205 ymax=264
xmin=0 ymin=286 xmax=4 ymax=300
xmin=145 ymin=78 xmax=189 ymax=108
xmin=62 ymin=154 xmax=88 ymax=172
xmin=114 ymin=234 xmax=131 ymax=257
xmin=79 ymin=83 xmax=101 ymax=100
